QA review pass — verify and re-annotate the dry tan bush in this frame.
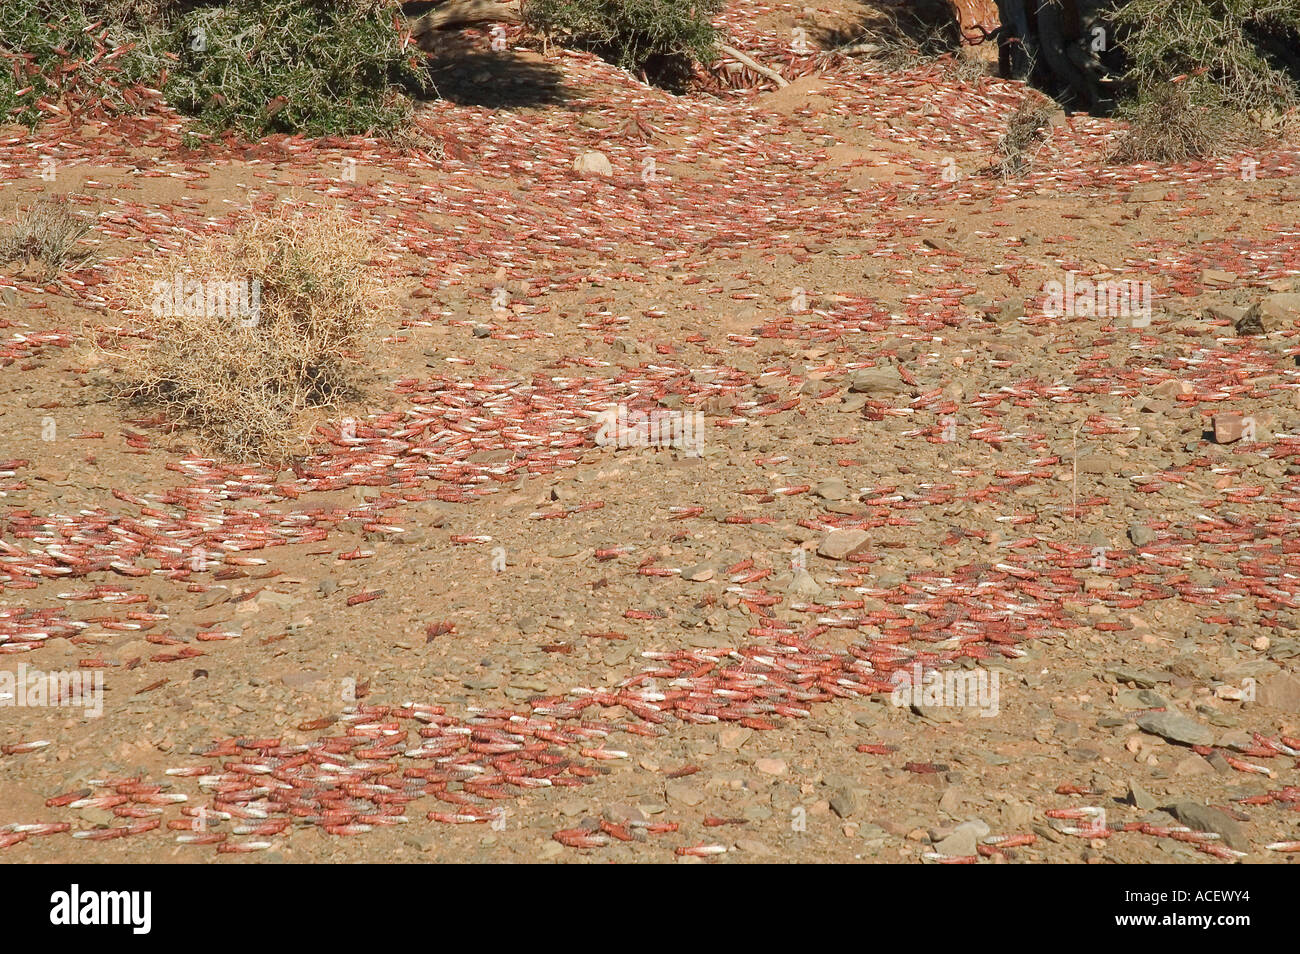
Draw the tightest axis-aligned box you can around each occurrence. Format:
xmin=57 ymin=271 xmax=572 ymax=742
xmin=0 ymin=196 xmax=92 ymax=279
xmin=1112 ymin=83 xmax=1239 ymax=163
xmin=988 ymin=98 xmax=1059 ymax=179
xmin=101 ymin=207 xmax=391 ymax=461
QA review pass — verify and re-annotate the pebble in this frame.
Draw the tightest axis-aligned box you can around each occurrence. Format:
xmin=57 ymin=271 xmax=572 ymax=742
xmin=573 ymin=150 xmax=613 ymax=176
xmin=817 ymin=528 xmax=870 ymax=560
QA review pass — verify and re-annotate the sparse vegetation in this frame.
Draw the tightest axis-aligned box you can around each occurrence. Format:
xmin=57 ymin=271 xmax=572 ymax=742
xmin=525 ymin=0 xmax=723 ymax=89
xmin=1112 ymin=82 xmax=1229 ymax=163
xmin=1111 ymin=0 xmax=1300 ymax=160
xmin=988 ymin=97 xmax=1059 ymax=178
xmin=102 ymin=208 xmax=390 ymax=461
xmin=0 ymin=197 xmax=93 ymax=279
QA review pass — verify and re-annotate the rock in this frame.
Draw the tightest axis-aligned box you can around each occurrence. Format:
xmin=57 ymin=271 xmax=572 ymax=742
xmin=787 ymin=569 xmax=822 ymax=598
xmin=848 ymin=368 xmax=907 ymax=395
xmin=1201 ymin=268 xmax=1236 ymax=286
xmin=1258 ymin=292 xmax=1300 ymax=326
xmin=1166 ymin=801 xmax=1248 ymax=851
xmin=1136 ymin=711 xmax=1215 ymax=747
xmin=817 ymin=529 xmax=870 ymax=560
xmin=680 ymin=563 xmax=715 ymax=582
xmin=472 ymin=323 xmax=491 ymax=338
xmin=1128 ymin=524 xmax=1157 ymax=547
xmin=829 ymin=788 xmax=858 ymax=818
xmin=1257 ymin=672 xmax=1300 ymax=710
xmin=755 ymin=758 xmax=787 ymax=776
xmin=1127 ymin=781 xmax=1158 ymax=810
xmin=932 ymin=824 xmax=978 ymax=857
xmin=734 ymin=838 xmax=776 ymax=856
xmin=573 ymin=151 xmax=613 ymax=177
xmin=1151 ymin=378 xmax=1193 ymax=398
xmin=1212 ymin=413 xmax=1245 ymax=444
xmin=814 ymin=477 xmax=850 ymax=501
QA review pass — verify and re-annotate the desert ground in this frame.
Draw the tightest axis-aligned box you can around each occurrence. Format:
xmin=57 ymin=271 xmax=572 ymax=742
xmin=2 ymin=0 xmax=1300 ymax=864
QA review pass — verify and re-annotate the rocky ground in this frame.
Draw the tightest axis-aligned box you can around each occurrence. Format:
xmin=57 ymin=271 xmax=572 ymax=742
xmin=2 ymin=0 xmax=1300 ymax=864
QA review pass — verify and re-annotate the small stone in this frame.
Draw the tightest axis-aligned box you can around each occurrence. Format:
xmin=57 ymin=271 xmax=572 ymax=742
xmin=573 ymin=151 xmax=613 ymax=177
xmin=817 ymin=529 xmax=870 ymax=560
xmin=681 ymin=563 xmax=715 ymax=582
xmin=1127 ymin=781 xmax=1158 ymax=810
xmin=1201 ymin=268 xmax=1236 ymax=286
xmin=1212 ymin=413 xmax=1244 ymax=444
xmin=472 ymin=323 xmax=492 ymax=338
xmin=829 ymin=788 xmax=858 ymax=818
xmin=933 ymin=826 xmax=977 ymax=857
xmin=1166 ymin=801 xmax=1248 ymax=851
xmin=755 ymin=758 xmax=787 ymax=775
xmin=814 ymin=477 xmax=850 ymax=501
xmin=1128 ymin=524 xmax=1157 ymax=547
xmin=848 ymin=368 xmax=907 ymax=395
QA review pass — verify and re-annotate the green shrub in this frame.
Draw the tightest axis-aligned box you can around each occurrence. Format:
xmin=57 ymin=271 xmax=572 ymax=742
xmin=0 ymin=0 xmax=170 ymax=128
xmin=525 ymin=0 xmax=722 ymax=88
xmin=166 ymin=0 xmax=428 ymax=139
xmin=1115 ymin=0 xmax=1300 ymax=121
xmin=0 ymin=0 xmax=424 ymax=138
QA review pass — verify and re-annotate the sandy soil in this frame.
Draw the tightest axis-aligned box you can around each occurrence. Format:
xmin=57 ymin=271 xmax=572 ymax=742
xmin=2 ymin=0 xmax=1300 ymax=864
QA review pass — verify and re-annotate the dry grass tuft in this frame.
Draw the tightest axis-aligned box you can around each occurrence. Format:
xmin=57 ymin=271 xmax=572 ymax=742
xmin=100 ymin=207 xmax=390 ymax=461
xmin=0 ymin=196 xmax=92 ymax=279
xmin=988 ymin=98 xmax=1060 ymax=178
xmin=1112 ymin=83 xmax=1236 ymax=163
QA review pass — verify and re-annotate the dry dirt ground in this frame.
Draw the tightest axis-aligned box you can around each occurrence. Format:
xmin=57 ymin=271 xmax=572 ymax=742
xmin=2 ymin=0 xmax=1300 ymax=864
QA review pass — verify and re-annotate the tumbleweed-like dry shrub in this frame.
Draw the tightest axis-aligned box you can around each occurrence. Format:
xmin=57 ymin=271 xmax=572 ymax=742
xmin=0 ymin=196 xmax=92 ymax=279
xmin=102 ymin=207 xmax=391 ymax=461
xmin=987 ymin=97 xmax=1060 ymax=178
xmin=1112 ymin=82 xmax=1239 ymax=163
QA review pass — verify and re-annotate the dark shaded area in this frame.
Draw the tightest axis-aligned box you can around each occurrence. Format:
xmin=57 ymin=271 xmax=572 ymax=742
xmin=422 ymin=46 xmax=568 ymax=108
xmin=810 ymin=0 xmax=964 ymax=59
xmin=995 ymin=0 xmax=1125 ymax=113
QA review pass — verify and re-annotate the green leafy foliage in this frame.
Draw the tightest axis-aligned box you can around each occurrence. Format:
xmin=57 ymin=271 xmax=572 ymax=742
xmin=525 ymin=0 xmax=722 ymax=87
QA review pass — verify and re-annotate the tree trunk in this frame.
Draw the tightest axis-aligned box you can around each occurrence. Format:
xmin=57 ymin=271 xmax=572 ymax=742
xmin=406 ymin=0 xmax=522 ymax=51
xmin=993 ymin=1 xmax=1120 ymax=112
